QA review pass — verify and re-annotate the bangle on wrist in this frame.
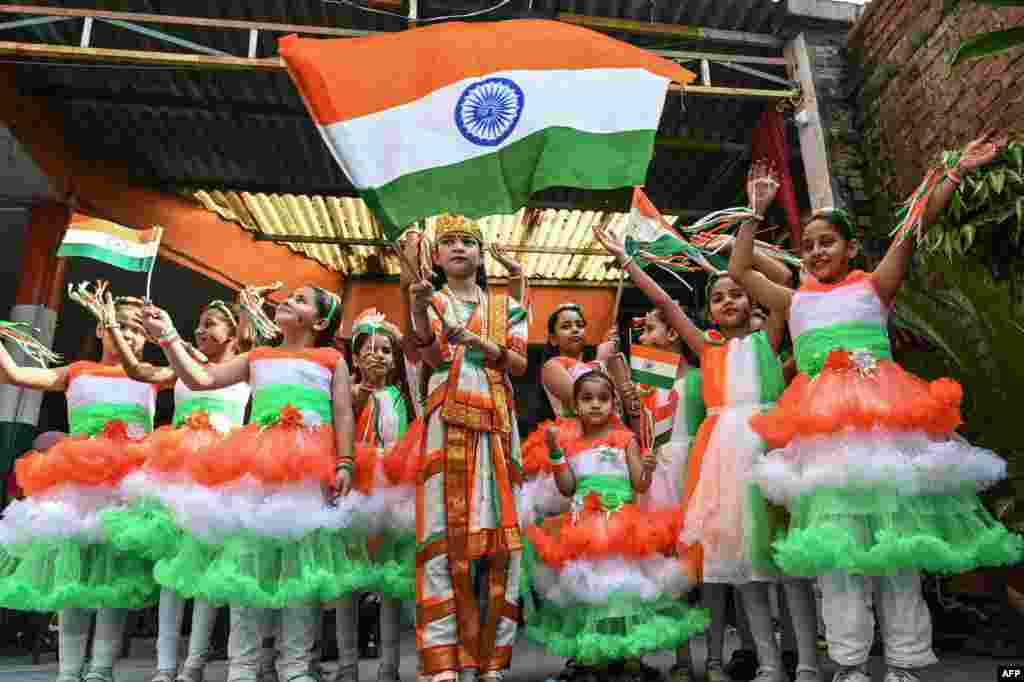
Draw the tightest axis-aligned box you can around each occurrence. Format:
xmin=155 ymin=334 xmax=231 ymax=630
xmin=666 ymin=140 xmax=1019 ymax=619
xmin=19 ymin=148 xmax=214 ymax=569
xmin=552 ymin=460 xmax=569 ymax=475
xmin=104 ymin=322 xmax=121 ymax=330
xmin=158 ymin=333 xmax=180 ymax=349
xmin=946 ymin=168 xmax=963 ymax=186
xmin=336 ymin=459 xmax=354 ymax=473
xmin=548 ymin=447 xmax=566 ymax=466
xmin=620 ymin=255 xmax=634 ymax=270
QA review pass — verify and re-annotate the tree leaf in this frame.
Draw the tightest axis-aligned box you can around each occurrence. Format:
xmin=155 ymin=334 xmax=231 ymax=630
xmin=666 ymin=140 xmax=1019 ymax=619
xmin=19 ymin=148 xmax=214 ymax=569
xmin=975 ymin=0 xmax=1024 ymax=6
xmin=951 ymin=27 xmax=1024 ymax=66
xmin=1012 ymin=144 xmax=1024 ymax=172
xmin=950 ymin=191 xmax=964 ymax=223
xmin=992 ymin=168 xmax=1007 ymax=195
xmin=962 ymin=223 xmax=976 ymax=249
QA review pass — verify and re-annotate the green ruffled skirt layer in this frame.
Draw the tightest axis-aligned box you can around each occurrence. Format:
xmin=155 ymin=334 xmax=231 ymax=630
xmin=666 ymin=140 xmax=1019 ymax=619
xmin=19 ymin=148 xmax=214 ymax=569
xmin=774 ymin=486 xmax=1024 ymax=577
xmin=364 ymin=530 xmax=416 ymax=602
xmin=102 ymin=499 xmax=183 ymax=562
xmin=152 ymin=525 xmax=394 ymax=609
xmin=0 ymin=538 xmax=156 ymax=612
xmin=525 ymin=594 xmax=709 ymax=665
xmin=105 ymin=500 xmax=415 ymax=605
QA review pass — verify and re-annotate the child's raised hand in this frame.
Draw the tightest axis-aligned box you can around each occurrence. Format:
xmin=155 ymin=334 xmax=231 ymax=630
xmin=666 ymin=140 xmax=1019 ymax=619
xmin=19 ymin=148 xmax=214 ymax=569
xmin=489 ymin=244 xmax=524 ymax=277
xmin=593 ymin=218 xmax=626 ymax=262
xmin=409 ymin=280 xmax=434 ymax=314
xmin=98 ymin=290 xmax=118 ymax=329
xmin=142 ymin=304 xmax=175 ymax=339
xmin=747 ymin=160 xmax=780 ymax=217
xmin=958 ymin=129 xmax=1009 ymax=172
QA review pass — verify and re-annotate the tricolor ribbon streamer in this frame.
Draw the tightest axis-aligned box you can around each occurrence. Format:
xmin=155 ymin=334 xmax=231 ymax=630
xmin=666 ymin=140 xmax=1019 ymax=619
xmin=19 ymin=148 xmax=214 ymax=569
xmin=238 ymin=283 xmax=282 ymax=343
xmin=0 ymin=321 xmax=61 ymax=367
xmin=890 ymin=153 xmax=961 ymax=246
xmin=625 ymin=205 xmax=801 ymax=288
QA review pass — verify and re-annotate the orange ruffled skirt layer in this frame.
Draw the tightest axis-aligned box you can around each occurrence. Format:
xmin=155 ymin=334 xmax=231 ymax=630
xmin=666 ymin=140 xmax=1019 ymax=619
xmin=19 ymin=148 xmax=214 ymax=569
xmin=132 ymin=413 xmax=226 ymax=480
xmin=751 ymin=351 xmax=962 ymax=450
xmin=187 ymin=409 xmax=336 ymax=487
xmin=526 ymin=494 xmax=681 ymax=570
xmin=747 ymin=350 xmax=1022 ymax=577
xmin=16 ymin=422 xmax=147 ymax=497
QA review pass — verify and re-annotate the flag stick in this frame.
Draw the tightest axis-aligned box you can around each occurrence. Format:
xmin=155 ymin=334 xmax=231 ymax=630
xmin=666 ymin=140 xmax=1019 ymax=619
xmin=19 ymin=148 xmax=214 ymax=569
xmin=144 ymin=226 xmax=164 ymax=302
xmin=611 ymin=267 xmax=626 ymax=330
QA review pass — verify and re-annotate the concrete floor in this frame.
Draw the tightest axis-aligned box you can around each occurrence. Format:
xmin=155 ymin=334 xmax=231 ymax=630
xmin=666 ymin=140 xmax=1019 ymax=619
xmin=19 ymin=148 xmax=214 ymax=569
xmin=0 ymin=630 xmax=1016 ymax=682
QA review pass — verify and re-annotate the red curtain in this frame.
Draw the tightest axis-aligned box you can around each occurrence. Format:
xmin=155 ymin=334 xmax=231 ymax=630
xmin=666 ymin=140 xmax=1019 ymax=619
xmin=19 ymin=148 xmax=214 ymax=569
xmin=751 ymin=108 xmax=801 ymax=246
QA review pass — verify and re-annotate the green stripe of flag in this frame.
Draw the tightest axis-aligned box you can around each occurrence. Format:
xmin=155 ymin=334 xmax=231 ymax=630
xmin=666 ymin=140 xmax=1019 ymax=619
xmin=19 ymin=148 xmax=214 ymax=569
xmin=362 ymin=127 xmax=657 ymax=239
xmin=632 ymin=368 xmax=675 ymax=390
xmin=56 ymin=244 xmax=156 ymax=273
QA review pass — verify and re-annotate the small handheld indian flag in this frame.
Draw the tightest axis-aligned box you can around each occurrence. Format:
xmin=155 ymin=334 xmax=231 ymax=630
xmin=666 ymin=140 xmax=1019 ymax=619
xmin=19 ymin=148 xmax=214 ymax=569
xmin=624 ymin=188 xmax=726 ymax=285
xmin=630 ymin=344 xmax=679 ymax=391
xmin=280 ymin=21 xmax=695 ymax=238
xmin=58 ymin=215 xmax=162 ymax=274
xmin=631 ymin=344 xmax=681 ymax=449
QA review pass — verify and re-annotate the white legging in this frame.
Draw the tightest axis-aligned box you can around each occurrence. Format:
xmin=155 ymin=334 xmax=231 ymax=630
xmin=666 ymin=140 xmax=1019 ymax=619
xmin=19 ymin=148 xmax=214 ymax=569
xmin=58 ymin=608 xmax=128 ymax=681
xmin=228 ymin=604 xmax=318 ymax=682
xmin=156 ymin=588 xmax=219 ymax=674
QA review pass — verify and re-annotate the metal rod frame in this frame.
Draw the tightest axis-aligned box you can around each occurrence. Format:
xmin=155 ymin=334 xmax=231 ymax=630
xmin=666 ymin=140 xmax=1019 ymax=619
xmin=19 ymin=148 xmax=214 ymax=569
xmin=0 ymin=4 xmax=799 ymax=100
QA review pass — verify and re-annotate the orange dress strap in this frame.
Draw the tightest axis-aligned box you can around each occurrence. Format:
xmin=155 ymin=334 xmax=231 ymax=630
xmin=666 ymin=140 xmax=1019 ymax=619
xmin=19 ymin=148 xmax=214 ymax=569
xmin=677 ymin=342 xmax=730 ymax=581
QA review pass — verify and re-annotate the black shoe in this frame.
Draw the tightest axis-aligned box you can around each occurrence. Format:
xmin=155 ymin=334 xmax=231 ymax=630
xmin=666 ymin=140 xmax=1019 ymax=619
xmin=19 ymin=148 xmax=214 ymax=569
xmin=781 ymin=651 xmax=797 ymax=681
xmin=723 ymin=649 xmax=758 ymax=681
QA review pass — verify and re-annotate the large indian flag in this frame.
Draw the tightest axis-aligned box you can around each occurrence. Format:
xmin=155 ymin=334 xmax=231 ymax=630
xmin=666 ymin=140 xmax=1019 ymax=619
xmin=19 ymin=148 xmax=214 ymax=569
xmin=280 ymin=20 xmax=695 ymax=238
xmin=57 ymin=214 xmax=162 ymax=273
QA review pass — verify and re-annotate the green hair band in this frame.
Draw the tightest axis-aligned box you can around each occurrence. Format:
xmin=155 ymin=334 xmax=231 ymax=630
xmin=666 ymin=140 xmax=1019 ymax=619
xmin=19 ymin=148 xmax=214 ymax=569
xmin=811 ymin=207 xmax=856 ymax=240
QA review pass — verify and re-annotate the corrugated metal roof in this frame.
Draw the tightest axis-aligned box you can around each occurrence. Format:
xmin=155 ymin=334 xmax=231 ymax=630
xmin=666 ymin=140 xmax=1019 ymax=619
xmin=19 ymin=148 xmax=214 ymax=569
xmin=192 ymin=190 xmax=684 ymax=282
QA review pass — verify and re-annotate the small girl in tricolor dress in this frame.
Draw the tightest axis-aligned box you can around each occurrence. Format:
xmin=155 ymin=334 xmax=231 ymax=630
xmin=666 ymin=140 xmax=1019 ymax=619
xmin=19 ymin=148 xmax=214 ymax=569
xmin=0 ymin=291 xmax=157 ymax=682
xmin=140 ymin=285 xmax=357 ymax=682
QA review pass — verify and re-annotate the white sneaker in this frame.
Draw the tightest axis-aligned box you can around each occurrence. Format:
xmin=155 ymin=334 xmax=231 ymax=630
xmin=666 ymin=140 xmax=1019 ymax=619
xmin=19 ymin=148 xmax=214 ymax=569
xmin=793 ymin=665 xmax=822 ymax=682
xmin=831 ymin=666 xmax=870 ymax=682
xmin=752 ymin=668 xmax=785 ymax=682
xmin=883 ymin=668 xmax=922 ymax=682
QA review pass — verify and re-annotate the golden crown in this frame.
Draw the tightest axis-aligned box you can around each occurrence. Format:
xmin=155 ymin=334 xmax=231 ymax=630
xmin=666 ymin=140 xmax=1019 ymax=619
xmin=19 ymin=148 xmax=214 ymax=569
xmin=433 ymin=214 xmax=484 ymax=244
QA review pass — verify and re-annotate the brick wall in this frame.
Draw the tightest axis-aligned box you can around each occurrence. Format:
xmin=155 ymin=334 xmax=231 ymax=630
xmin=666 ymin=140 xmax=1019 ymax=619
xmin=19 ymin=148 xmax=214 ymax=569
xmin=849 ymin=0 xmax=1024 ymax=201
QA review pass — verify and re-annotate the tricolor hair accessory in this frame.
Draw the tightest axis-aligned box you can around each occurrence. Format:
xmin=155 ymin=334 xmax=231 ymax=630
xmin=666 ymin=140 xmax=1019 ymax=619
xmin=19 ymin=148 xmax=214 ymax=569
xmin=352 ymin=308 xmax=401 ymax=353
xmin=205 ymin=300 xmax=239 ymax=328
xmin=811 ymin=207 xmax=856 ymax=240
